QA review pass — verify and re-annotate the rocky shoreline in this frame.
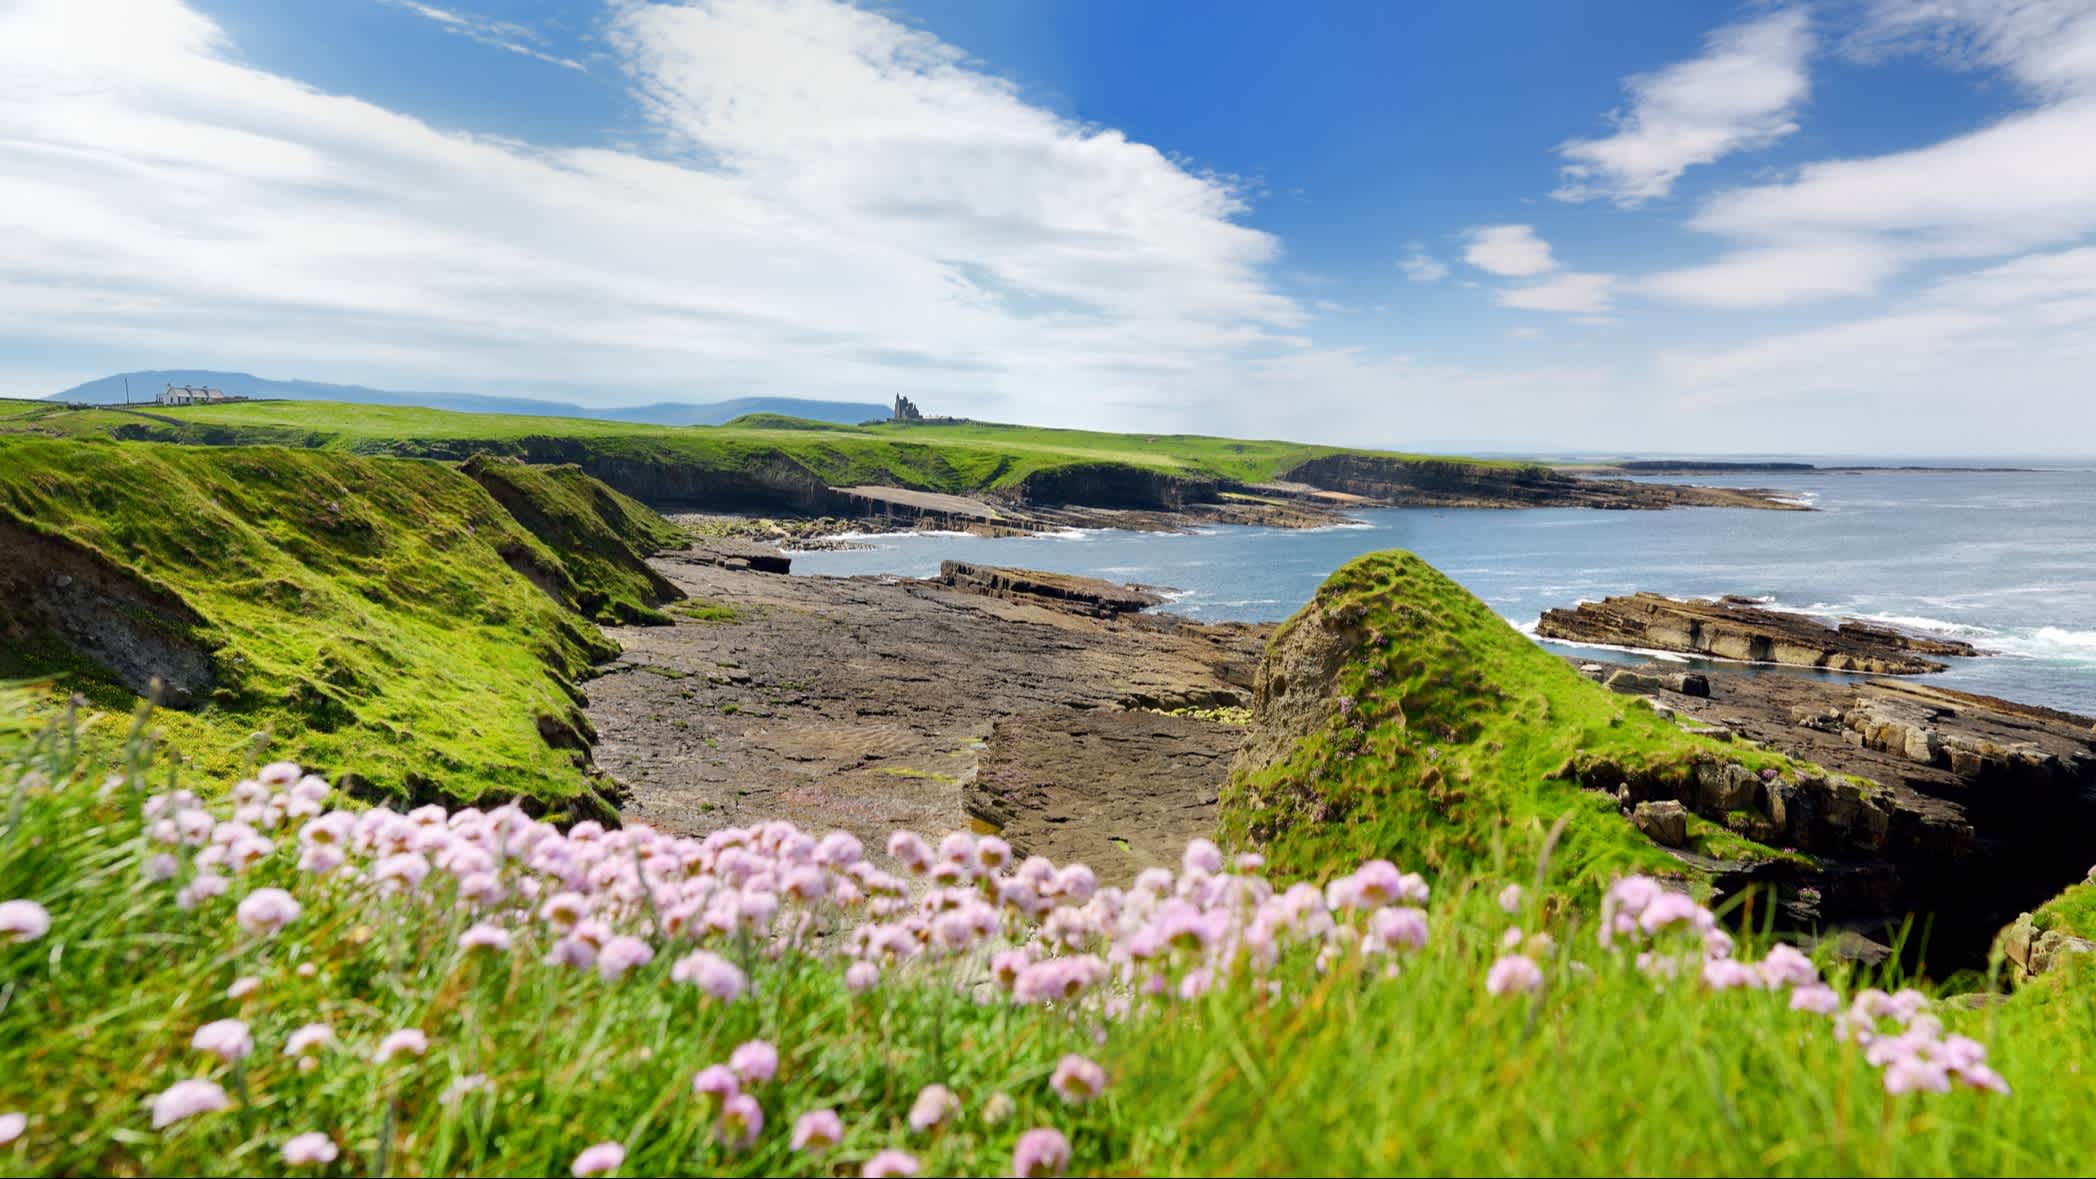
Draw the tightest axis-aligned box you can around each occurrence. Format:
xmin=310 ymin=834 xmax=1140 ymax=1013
xmin=584 ymin=546 xmax=2095 ymax=967
xmin=642 ymin=454 xmax=1805 ymax=547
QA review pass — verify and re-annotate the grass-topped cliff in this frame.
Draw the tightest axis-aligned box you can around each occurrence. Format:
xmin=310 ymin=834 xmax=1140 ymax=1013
xmin=0 ymin=436 xmax=681 ymax=816
xmin=1220 ymin=550 xmax=1802 ymax=896
xmin=0 ymin=398 xmax=1612 ymax=508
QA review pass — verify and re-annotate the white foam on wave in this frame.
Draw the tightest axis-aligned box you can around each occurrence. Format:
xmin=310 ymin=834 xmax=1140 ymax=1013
xmin=1778 ymin=604 xmax=2096 ymax=665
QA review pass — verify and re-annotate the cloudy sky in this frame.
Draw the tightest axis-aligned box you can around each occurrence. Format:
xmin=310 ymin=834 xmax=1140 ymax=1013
xmin=4 ymin=0 xmax=2093 ymax=454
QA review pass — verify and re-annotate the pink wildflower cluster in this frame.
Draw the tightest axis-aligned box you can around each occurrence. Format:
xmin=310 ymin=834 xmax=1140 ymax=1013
xmin=1838 ymin=988 xmax=2010 ymax=1095
xmin=1597 ymin=875 xmax=2008 ymax=1096
xmin=92 ymin=761 xmax=2003 ymax=1169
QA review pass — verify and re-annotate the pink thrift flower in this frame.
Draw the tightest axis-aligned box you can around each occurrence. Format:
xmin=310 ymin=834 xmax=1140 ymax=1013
xmin=373 ymin=1029 xmax=428 ymax=1064
xmin=150 ymin=1078 xmax=230 ymax=1128
xmin=1370 ymin=906 xmax=1429 ymax=950
xmin=1758 ymin=943 xmax=1819 ymax=988
xmin=226 ymin=976 xmax=261 ymax=1000
xmin=1955 ymin=1064 xmax=2011 ymax=1095
xmin=1883 ymin=1057 xmax=1952 ymax=1095
xmin=546 ymin=937 xmax=596 ymax=970
xmin=571 ymin=1141 xmax=625 ymax=1177
xmin=257 ymin=761 xmax=302 ymax=787
xmin=192 ymin=1019 xmax=253 ymax=1063
xmin=718 ymin=1092 xmax=764 ymax=1149
xmin=907 ymin=1084 xmax=960 ymax=1133
xmin=1497 ymin=883 xmax=1525 ymax=914
xmin=730 ymin=1039 xmax=778 ymax=1084
xmin=1182 ymin=838 xmax=1224 ymax=875
xmin=297 ymin=845 xmax=346 ymax=875
xmin=1789 ymin=983 xmax=1841 ymax=1015
xmin=671 ymin=950 xmax=747 ymax=1002
xmin=1485 ymin=954 xmax=1543 ymax=996
xmin=281 ymin=1132 xmax=339 ymax=1166
xmin=234 ymin=888 xmax=301 ymax=936
xmin=284 ymin=1023 xmax=333 ymax=1057
xmin=0 ymin=900 xmax=49 ymax=944
xmin=460 ymin=923 xmax=513 ymax=953
xmin=1049 ymin=1055 xmax=1107 ymax=1104
xmin=0 ymin=1112 xmax=24 ymax=1147
xmin=863 ymin=1148 xmax=920 ymax=1177
xmin=372 ymin=852 xmax=431 ymax=890
xmin=693 ymin=1064 xmax=740 ymax=1102
xmin=177 ymin=872 xmax=228 ymax=910
xmin=845 ymin=960 xmax=880 ymax=992
xmin=792 ymin=1109 xmax=843 ymax=1151
xmin=1700 ymin=957 xmax=1762 ymax=991
xmin=1013 ymin=1126 xmax=1072 ymax=1178
xmin=596 ymin=935 xmax=655 ymax=981
xmin=887 ymin=831 xmax=933 ymax=874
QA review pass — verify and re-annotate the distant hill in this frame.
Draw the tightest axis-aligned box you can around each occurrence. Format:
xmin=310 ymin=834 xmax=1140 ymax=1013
xmin=47 ymin=370 xmax=888 ymax=428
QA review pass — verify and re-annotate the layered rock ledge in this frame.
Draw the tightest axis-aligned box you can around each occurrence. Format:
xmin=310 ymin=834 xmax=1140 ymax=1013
xmin=1538 ymin=592 xmax=1981 ymax=674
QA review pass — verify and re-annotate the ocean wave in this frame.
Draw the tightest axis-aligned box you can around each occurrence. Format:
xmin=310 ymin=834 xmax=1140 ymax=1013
xmin=1807 ymin=609 xmax=2096 ymax=664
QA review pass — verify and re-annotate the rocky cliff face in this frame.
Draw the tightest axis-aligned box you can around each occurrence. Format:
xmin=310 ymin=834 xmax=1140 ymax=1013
xmin=1538 ymin=592 xmax=1979 ymax=673
xmin=1011 ymin=463 xmax=1217 ymax=511
xmin=0 ymin=516 xmax=218 ymax=708
xmin=1283 ymin=454 xmax=1802 ymax=511
xmin=1570 ymin=662 xmax=2096 ymax=968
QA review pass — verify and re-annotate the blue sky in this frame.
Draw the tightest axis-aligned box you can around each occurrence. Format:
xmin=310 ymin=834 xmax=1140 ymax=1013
xmin=4 ymin=0 xmax=2093 ymax=453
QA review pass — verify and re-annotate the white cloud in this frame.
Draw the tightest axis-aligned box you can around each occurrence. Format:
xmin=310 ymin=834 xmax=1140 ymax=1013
xmin=386 ymin=1 xmax=588 ymax=71
xmin=1644 ymin=3 xmax=2096 ymax=307
xmin=1507 ymin=326 xmax=1543 ymax=340
xmin=1497 ymin=273 xmax=1615 ymax=314
xmin=1556 ymin=8 xmax=1812 ymax=206
xmin=1654 ymin=246 xmax=2096 ymax=442
xmin=1463 ymin=224 xmax=1555 ymax=276
xmin=1846 ymin=0 xmax=2096 ymax=100
xmin=1399 ymin=243 xmax=1448 ymax=282
xmin=0 ymin=0 xmax=1304 ymax=416
xmin=1634 ymin=241 xmax=1899 ymax=306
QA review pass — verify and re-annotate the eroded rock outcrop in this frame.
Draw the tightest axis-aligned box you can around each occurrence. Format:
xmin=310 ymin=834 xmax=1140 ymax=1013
xmin=1538 ymin=593 xmax=1980 ymax=673
xmin=936 ymin=562 xmax=1166 ymax=617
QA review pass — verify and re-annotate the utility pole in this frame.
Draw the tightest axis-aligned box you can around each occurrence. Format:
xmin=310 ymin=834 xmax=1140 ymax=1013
xmin=123 ymin=376 xmax=131 ymax=405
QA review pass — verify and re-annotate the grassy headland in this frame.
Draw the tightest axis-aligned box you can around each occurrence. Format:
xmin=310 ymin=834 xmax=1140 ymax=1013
xmin=0 ymin=397 xmax=1542 ymax=498
xmin=0 ymin=436 xmax=680 ymax=816
xmin=1221 ymin=551 xmax=1803 ymax=896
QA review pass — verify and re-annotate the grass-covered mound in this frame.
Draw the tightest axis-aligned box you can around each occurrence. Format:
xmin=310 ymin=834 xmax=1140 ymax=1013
xmin=1222 ymin=550 xmax=1797 ymax=895
xmin=0 ymin=711 xmax=2089 ymax=1176
xmin=0 ymin=436 xmax=670 ymax=816
xmin=460 ymin=454 xmax=683 ymax=625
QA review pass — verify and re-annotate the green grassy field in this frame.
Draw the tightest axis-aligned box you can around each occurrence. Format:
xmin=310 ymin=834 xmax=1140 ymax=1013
xmin=0 ymin=709 xmax=2088 ymax=1178
xmin=0 ymin=397 xmax=1534 ymax=496
xmin=0 ymin=436 xmax=679 ymax=816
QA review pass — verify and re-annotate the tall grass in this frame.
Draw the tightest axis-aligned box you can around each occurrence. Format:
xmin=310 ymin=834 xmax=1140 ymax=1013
xmin=1 ymin=702 xmax=2088 ymax=1177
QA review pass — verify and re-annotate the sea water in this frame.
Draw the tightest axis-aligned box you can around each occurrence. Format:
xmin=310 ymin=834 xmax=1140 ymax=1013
xmin=789 ymin=466 xmax=2096 ymax=715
